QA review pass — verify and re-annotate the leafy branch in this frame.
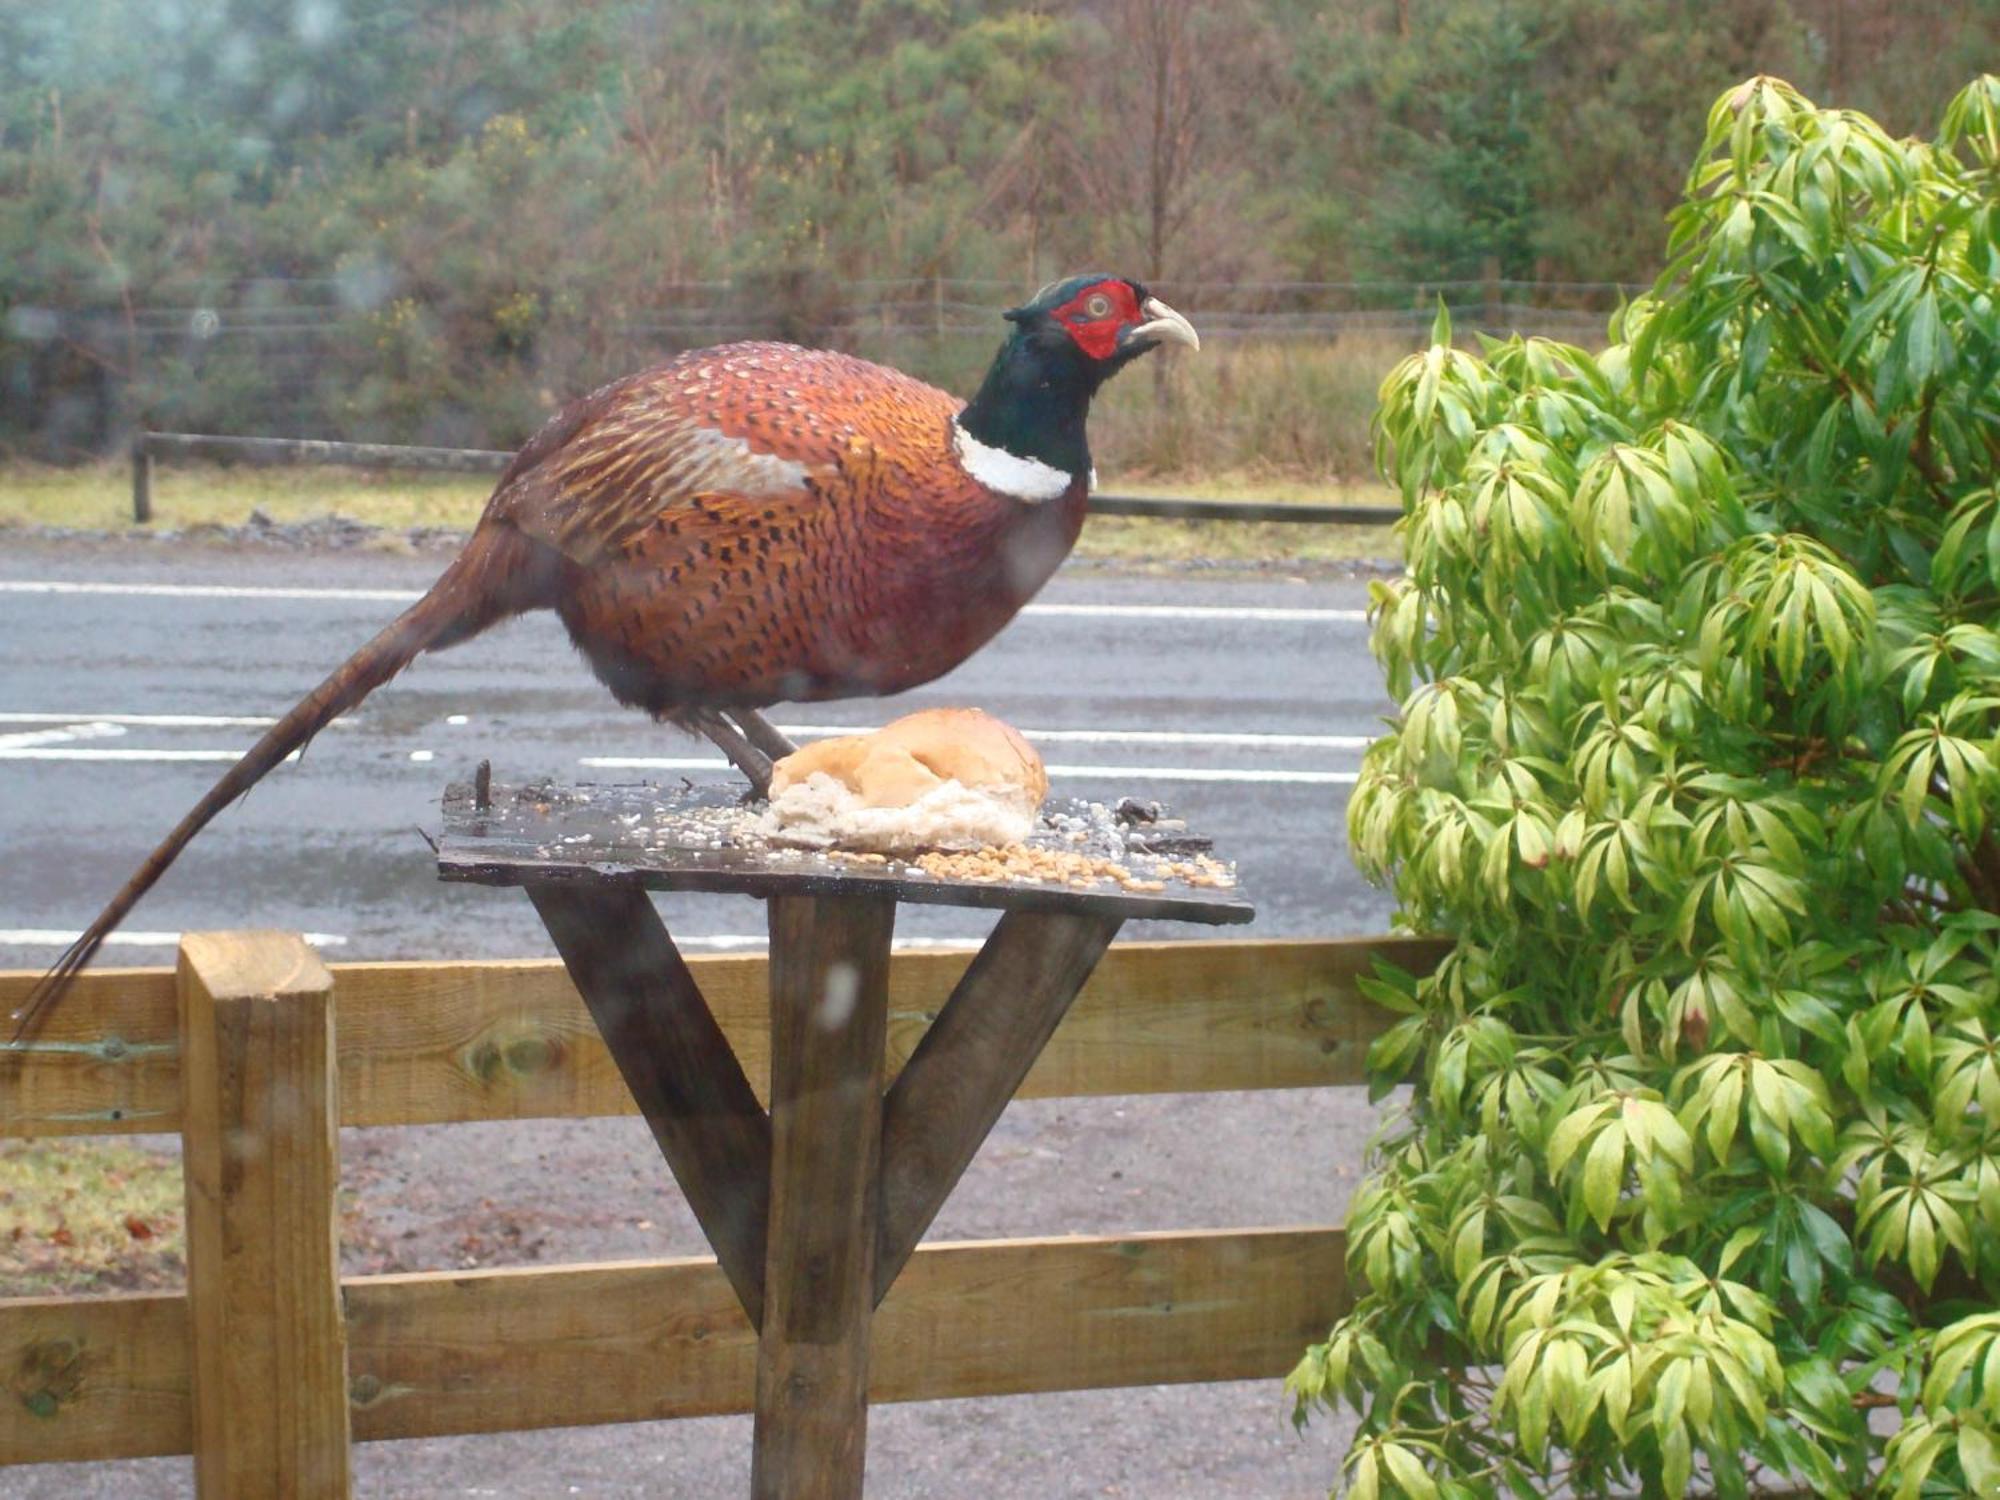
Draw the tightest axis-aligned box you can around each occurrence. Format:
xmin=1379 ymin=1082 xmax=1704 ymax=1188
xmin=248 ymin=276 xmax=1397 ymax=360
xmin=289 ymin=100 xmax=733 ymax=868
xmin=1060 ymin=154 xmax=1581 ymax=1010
xmin=1300 ymin=73 xmax=2000 ymax=1500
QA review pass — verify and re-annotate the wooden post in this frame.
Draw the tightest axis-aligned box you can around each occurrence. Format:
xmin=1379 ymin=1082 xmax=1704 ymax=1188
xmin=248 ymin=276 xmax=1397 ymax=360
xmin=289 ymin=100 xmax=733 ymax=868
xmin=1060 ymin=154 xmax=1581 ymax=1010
xmin=1482 ymin=255 xmax=1503 ymax=334
xmin=131 ymin=435 xmax=154 ymax=524
xmin=753 ymin=895 xmax=895 ymax=1500
xmin=179 ymin=931 xmax=350 ymax=1500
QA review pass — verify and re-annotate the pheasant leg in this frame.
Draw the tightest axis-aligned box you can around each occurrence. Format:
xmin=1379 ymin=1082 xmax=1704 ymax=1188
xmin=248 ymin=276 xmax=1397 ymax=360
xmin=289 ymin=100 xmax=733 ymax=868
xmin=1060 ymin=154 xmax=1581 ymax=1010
xmin=693 ymin=711 xmax=776 ymax=799
xmin=731 ymin=709 xmax=799 ymax=762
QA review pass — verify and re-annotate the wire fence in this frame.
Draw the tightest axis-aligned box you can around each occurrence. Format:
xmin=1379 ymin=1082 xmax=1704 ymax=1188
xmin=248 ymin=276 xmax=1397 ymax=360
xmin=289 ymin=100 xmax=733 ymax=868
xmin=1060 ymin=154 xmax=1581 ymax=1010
xmin=5 ymin=277 xmax=1636 ymax=455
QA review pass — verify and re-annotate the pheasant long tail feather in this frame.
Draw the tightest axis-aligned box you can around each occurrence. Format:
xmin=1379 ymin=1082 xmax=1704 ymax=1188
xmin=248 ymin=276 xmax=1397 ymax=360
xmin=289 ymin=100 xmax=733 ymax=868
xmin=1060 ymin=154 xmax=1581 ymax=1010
xmin=8 ymin=525 xmax=546 ymax=1042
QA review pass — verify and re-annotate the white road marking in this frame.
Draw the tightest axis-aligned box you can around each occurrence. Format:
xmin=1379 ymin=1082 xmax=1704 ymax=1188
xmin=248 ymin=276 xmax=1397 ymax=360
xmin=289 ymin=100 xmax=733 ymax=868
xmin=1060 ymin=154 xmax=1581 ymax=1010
xmin=1022 ymin=603 xmax=1365 ymax=623
xmin=775 ymin=723 xmax=1373 ymax=750
xmin=0 ymin=712 xmax=317 ymax=729
xmin=0 ymin=748 xmax=298 ymax=762
xmin=579 ymin=755 xmax=1357 ymax=785
xmin=0 ymin=579 xmax=1367 ymax=623
xmin=0 ymin=722 xmax=126 ymax=751
xmin=0 ymin=580 xmax=422 ymax=602
xmin=0 ymin=710 xmax=1374 ymax=751
xmin=0 ymin=929 xmax=348 ymax=948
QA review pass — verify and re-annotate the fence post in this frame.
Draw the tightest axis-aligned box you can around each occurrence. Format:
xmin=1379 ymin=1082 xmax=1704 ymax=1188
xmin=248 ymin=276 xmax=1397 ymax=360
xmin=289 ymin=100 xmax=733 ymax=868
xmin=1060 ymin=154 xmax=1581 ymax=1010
xmin=179 ymin=931 xmax=350 ymax=1499
xmin=131 ymin=434 xmax=154 ymax=524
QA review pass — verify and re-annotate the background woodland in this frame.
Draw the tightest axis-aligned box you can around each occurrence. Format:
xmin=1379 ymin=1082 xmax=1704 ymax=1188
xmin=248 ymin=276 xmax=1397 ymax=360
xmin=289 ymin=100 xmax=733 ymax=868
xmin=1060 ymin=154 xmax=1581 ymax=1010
xmin=2 ymin=0 xmax=1993 ymax=474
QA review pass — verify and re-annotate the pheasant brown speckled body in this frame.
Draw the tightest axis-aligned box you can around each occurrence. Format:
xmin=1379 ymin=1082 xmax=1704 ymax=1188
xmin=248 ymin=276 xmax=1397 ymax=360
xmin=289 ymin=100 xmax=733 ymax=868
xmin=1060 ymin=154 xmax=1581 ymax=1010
xmin=16 ymin=274 xmax=1198 ymax=1034
xmin=505 ymin=342 xmax=1089 ymax=713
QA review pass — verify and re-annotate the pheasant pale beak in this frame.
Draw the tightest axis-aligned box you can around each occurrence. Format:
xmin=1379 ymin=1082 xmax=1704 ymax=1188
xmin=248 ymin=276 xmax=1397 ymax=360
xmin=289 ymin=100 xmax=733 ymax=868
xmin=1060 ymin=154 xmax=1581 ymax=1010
xmin=1128 ymin=297 xmax=1200 ymax=352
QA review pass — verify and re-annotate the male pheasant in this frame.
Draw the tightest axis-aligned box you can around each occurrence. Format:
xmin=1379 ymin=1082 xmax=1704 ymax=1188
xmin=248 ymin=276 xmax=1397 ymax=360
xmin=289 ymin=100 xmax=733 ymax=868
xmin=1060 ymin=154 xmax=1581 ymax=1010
xmin=13 ymin=273 xmax=1197 ymax=1034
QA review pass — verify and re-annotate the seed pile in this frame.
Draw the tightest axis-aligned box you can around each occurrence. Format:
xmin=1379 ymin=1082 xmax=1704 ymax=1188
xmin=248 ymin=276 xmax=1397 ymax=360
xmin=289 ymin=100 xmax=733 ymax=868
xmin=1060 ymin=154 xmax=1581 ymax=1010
xmin=906 ymin=844 xmax=1236 ymax=893
xmin=472 ymin=780 xmax=1239 ymax=898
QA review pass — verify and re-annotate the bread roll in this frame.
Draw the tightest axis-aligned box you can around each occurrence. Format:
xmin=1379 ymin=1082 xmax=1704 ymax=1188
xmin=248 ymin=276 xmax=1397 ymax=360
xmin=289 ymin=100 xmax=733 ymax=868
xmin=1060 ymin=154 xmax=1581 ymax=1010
xmin=764 ymin=708 xmax=1047 ymax=851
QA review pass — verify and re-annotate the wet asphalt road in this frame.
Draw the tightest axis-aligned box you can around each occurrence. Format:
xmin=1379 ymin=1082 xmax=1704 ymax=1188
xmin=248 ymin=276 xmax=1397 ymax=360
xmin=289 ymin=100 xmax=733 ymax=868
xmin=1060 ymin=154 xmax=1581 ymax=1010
xmin=0 ymin=539 xmax=1397 ymax=1500
xmin=0 ymin=543 xmax=1395 ymax=961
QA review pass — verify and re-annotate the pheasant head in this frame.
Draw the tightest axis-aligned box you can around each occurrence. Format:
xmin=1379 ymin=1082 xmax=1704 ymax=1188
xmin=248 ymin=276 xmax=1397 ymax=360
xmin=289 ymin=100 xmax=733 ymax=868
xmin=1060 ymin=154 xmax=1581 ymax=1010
xmin=955 ymin=274 xmax=1198 ymax=499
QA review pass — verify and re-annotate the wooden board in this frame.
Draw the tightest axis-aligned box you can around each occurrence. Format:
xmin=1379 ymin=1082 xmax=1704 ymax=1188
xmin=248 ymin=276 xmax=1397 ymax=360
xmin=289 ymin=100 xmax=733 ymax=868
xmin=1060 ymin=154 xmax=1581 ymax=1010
xmin=0 ymin=1291 xmax=188 ymax=1465
xmin=437 ymin=780 xmax=1255 ymax=925
xmin=0 ymin=937 xmax=1449 ymax=1138
xmin=0 ymin=1227 xmax=1349 ymax=1463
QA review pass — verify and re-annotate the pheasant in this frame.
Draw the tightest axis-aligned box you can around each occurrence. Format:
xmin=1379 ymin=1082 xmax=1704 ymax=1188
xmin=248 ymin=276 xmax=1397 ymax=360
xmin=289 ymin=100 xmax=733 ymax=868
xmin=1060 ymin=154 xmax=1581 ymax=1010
xmin=12 ymin=273 xmax=1197 ymax=1035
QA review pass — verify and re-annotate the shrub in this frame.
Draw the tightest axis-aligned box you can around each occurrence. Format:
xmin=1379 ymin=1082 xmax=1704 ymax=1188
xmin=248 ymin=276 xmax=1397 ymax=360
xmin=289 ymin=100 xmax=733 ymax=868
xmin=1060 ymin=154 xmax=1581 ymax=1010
xmin=1290 ymin=75 xmax=2000 ymax=1498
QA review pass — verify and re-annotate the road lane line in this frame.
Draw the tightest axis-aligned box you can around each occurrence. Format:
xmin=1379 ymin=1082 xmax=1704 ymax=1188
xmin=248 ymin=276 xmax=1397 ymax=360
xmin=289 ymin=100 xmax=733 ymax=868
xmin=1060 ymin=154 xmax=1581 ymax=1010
xmin=0 ymin=929 xmax=347 ymax=948
xmin=0 ymin=712 xmax=1375 ymax=750
xmin=775 ymin=723 xmax=1374 ymax=749
xmin=1022 ymin=603 xmax=1365 ymax=622
xmin=0 ymin=712 xmax=315 ymax=729
xmin=0 ymin=722 xmax=127 ymax=751
xmin=0 ymin=748 xmax=300 ymax=762
xmin=0 ymin=580 xmax=423 ymax=602
xmin=0 ymin=580 xmax=1367 ymax=623
xmin=579 ymin=755 xmax=1358 ymax=784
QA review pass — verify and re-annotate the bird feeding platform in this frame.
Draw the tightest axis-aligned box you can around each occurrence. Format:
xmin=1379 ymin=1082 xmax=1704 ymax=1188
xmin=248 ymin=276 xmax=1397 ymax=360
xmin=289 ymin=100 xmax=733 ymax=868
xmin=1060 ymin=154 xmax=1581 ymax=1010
xmin=436 ymin=776 xmax=1252 ymax=1500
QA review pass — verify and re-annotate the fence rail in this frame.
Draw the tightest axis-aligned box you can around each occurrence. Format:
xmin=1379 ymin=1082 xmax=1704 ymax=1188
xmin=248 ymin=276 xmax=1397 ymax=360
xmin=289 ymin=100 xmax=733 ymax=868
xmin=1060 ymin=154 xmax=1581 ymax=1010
xmin=129 ymin=430 xmax=1404 ymax=527
xmin=0 ymin=932 xmax=1445 ymax=1479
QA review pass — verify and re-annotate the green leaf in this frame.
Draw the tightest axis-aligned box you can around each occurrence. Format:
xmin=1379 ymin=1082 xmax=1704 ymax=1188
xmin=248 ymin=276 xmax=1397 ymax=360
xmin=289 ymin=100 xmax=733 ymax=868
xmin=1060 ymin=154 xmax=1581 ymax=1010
xmin=1431 ymin=297 xmax=1453 ymax=352
xmin=1960 ymin=1423 xmax=2000 ymax=1493
xmin=1380 ymin=1441 xmax=1438 ymax=1500
xmin=1583 ymin=1120 xmax=1626 ymax=1229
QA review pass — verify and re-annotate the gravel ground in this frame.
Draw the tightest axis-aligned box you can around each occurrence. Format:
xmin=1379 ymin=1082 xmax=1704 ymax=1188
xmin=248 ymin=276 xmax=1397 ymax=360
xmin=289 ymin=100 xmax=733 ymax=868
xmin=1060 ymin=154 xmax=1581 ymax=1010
xmin=7 ymin=1090 xmax=1377 ymax=1499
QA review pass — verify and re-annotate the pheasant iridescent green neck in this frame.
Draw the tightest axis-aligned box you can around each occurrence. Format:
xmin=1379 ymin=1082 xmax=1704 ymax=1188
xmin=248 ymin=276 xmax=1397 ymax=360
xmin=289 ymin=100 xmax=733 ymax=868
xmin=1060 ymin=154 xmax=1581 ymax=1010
xmin=955 ymin=326 xmax=1099 ymax=484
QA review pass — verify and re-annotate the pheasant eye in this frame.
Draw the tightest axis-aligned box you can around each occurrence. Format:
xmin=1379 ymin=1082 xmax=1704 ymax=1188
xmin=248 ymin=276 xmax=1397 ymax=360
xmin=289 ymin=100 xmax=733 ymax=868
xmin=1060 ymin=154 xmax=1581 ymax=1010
xmin=1084 ymin=293 xmax=1112 ymax=319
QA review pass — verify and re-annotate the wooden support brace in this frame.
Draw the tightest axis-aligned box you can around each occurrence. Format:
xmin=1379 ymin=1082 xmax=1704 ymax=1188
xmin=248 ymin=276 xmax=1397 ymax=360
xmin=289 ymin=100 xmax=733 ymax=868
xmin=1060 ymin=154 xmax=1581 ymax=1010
xmin=527 ymin=882 xmax=772 ymax=1326
xmin=753 ymin=894 xmax=895 ymax=1500
xmin=178 ymin=931 xmax=349 ymax=1500
xmin=875 ymin=910 xmax=1123 ymax=1300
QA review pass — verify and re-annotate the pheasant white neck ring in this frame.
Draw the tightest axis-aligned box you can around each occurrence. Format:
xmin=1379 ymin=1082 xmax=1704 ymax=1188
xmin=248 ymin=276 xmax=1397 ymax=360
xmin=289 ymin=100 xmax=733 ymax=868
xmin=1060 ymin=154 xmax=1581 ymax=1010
xmin=951 ymin=418 xmax=1075 ymax=504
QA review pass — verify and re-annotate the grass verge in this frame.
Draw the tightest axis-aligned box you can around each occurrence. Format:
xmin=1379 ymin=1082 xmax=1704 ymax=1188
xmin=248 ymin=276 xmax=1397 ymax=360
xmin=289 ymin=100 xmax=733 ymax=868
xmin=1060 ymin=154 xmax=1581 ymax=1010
xmin=0 ymin=1138 xmax=186 ymax=1295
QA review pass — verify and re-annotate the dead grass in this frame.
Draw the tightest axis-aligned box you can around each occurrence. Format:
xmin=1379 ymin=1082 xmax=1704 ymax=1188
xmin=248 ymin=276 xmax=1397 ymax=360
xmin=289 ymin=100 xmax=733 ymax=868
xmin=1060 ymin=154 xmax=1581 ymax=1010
xmin=0 ymin=460 xmax=1405 ymax=565
xmin=0 ymin=459 xmax=496 ymax=532
xmin=0 ymin=1138 xmax=186 ymax=1295
xmin=1091 ymin=335 xmax=1404 ymax=479
xmin=1074 ymin=513 xmax=1399 ymax=565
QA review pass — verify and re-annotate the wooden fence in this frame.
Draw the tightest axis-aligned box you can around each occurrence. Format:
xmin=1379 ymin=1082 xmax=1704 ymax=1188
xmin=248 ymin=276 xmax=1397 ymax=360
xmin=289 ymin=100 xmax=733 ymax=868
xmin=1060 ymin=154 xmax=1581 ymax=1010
xmin=0 ymin=931 xmax=1443 ymax=1484
xmin=128 ymin=431 xmax=1403 ymax=527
